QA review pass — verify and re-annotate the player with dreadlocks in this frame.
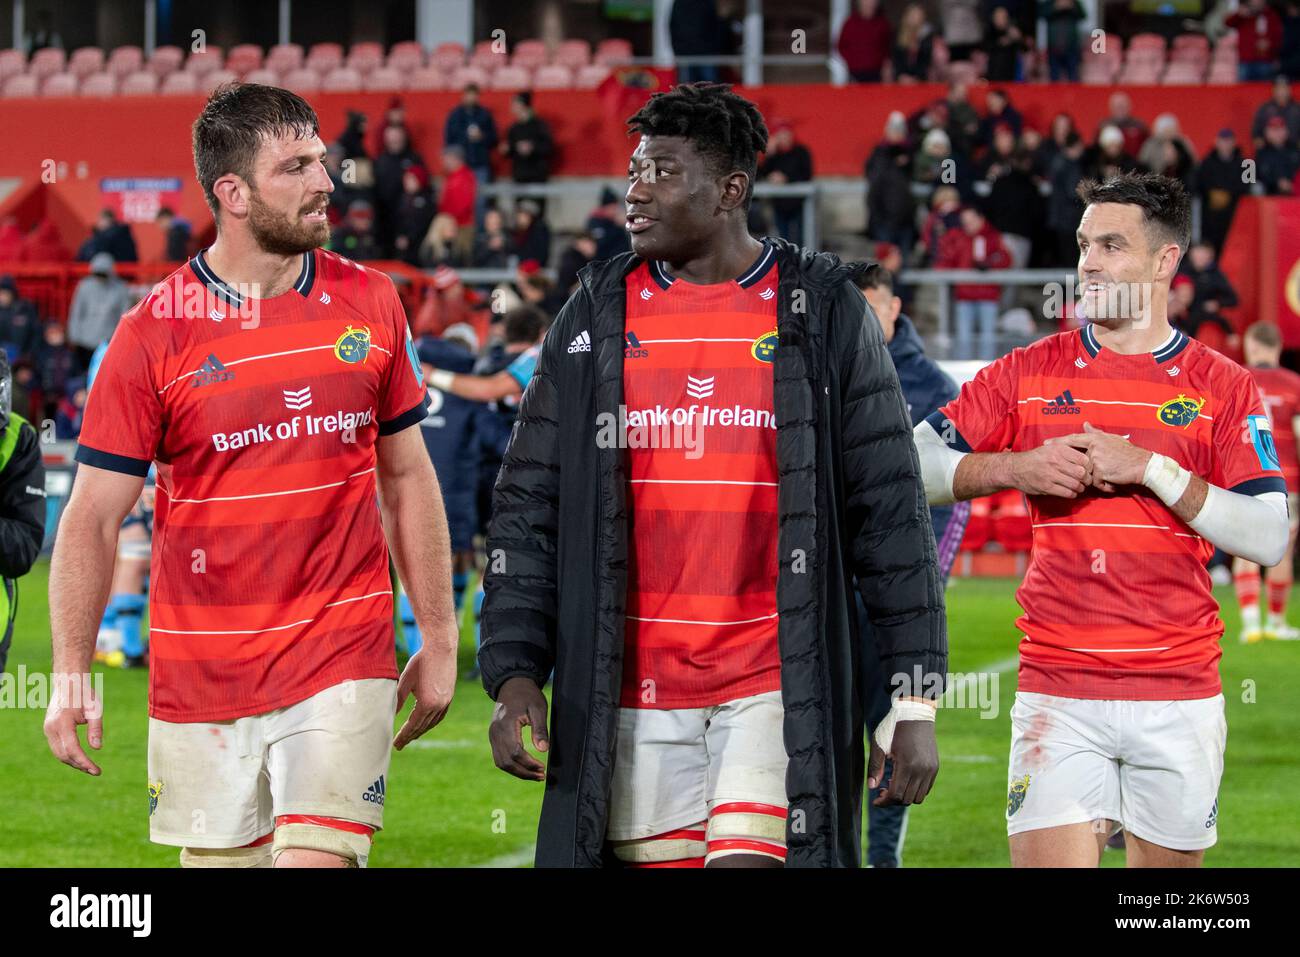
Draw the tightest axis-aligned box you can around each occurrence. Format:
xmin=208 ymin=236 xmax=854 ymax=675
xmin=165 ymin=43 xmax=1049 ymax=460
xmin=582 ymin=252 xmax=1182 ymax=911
xmin=479 ymin=83 xmax=946 ymax=868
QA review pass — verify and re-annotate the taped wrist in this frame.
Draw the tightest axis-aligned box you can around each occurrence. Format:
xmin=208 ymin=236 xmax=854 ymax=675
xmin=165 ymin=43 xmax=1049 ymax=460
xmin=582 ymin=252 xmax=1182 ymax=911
xmin=872 ymin=698 xmax=936 ymax=753
xmin=1142 ymin=452 xmax=1191 ymax=507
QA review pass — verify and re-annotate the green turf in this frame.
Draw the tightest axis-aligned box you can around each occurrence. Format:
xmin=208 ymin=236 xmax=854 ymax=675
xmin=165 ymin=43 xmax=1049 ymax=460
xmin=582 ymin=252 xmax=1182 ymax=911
xmin=3 ymin=561 xmax=1297 ymax=866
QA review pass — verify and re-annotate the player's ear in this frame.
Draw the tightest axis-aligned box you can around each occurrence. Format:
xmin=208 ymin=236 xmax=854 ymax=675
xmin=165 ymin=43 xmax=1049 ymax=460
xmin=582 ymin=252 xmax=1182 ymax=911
xmin=718 ymin=170 xmax=749 ymax=213
xmin=212 ymin=174 xmax=250 ymax=220
xmin=1154 ymin=243 xmax=1181 ymax=283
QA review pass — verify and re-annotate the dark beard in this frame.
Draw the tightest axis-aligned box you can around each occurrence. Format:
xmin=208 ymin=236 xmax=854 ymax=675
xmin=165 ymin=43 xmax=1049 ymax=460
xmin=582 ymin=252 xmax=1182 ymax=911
xmin=248 ymin=191 xmax=329 ymax=256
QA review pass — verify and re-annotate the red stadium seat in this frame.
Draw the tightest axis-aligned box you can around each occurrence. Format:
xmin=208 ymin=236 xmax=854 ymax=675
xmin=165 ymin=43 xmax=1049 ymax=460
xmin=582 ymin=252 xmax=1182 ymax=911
xmin=960 ymin=497 xmax=992 ymax=552
xmin=387 ymin=42 xmax=425 ymax=73
xmin=160 ymin=71 xmax=199 ymax=95
xmin=347 ymin=45 xmax=384 ymax=75
xmin=29 ymin=48 xmax=67 ymax=80
xmin=119 ymin=71 xmax=159 ymax=96
xmin=470 ymin=40 xmax=508 ymax=70
xmin=594 ymin=38 xmax=633 ymax=66
xmin=242 ymin=68 xmax=281 ymax=86
xmin=363 ymin=66 xmax=405 ymax=91
xmin=67 ymin=47 xmax=105 ymax=79
xmin=532 ymin=64 xmax=574 ymax=89
xmin=78 ymin=72 xmax=117 ymax=97
xmin=184 ymin=49 xmax=224 ymax=76
xmin=554 ymin=39 xmax=591 ymax=69
xmin=431 ymin=42 xmax=465 ymax=72
xmin=0 ymin=49 xmax=26 ymax=82
xmin=990 ymin=490 xmax=1032 ymax=552
xmin=321 ymin=67 xmax=362 ymax=92
xmin=1162 ymin=62 xmax=1204 ymax=83
xmin=149 ymin=45 xmax=185 ymax=76
xmin=227 ymin=43 xmax=264 ymax=73
xmin=107 ymin=46 xmax=144 ymax=77
xmin=281 ymin=68 xmax=321 ymax=93
xmin=306 ymin=42 xmax=344 ymax=73
xmin=405 ymin=67 xmax=448 ymax=91
xmin=266 ymin=43 xmax=304 ymax=74
xmin=489 ymin=65 xmax=532 ymax=89
xmin=574 ymin=63 xmax=611 ymax=88
xmin=41 ymin=73 xmax=77 ymax=97
xmin=512 ymin=39 xmax=549 ymax=69
xmin=449 ymin=65 xmax=490 ymax=89
xmin=201 ymin=69 xmax=238 ymax=93
xmin=1128 ymin=32 xmax=1167 ymax=53
xmin=2 ymin=74 xmax=38 ymax=97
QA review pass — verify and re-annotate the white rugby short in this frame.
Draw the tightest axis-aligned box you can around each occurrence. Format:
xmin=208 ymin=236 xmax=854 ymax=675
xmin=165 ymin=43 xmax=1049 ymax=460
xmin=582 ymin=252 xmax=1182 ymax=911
xmin=1006 ymin=691 xmax=1226 ymax=850
xmin=606 ymin=690 xmax=789 ymax=842
xmin=147 ymin=678 xmax=397 ymax=849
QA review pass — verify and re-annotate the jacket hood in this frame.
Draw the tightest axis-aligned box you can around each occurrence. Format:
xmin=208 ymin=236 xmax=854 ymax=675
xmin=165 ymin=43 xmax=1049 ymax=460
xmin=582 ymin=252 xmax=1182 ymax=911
xmin=888 ymin=313 xmax=926 ymax=362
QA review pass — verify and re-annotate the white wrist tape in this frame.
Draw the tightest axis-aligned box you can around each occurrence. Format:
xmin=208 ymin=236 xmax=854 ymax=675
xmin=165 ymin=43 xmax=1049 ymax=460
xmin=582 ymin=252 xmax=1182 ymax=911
xmin=427 ymin=369 xmax=455 ymax=391
xmin=872 ymin=698 xmax=937 ymax=753
xmin=1142 ymin=452 xmax=1192 ymax=507
xmin=913 ymin=420 xmax=966 ymax=506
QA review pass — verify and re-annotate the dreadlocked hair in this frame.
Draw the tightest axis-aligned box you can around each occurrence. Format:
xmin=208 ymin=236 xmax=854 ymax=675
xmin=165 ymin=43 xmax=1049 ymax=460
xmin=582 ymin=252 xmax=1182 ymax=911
xmin=626 ymin=82 xmax=769 ymax=209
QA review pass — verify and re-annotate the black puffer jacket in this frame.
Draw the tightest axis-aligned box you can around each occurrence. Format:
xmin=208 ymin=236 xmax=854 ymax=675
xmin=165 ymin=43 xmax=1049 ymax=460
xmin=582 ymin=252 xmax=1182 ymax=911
xmin=479 ymin=238 xmax=947 ymax=867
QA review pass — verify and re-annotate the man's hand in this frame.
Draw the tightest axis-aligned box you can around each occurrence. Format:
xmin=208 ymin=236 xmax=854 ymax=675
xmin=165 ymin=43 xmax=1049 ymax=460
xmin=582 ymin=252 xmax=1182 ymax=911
xmin=868 ymin=721 xmax=939 ymax=807
xmin=393 ymin=621 xmax=457 ymax=750
xmin=1008 ymin=441 xmax=1092 ymax=497
xmin=1050 ymin=421 xmax=1153 ymax=493
xmin=488 ymin=676 xmax=549 ymax=781
xmin=44 ymin=672 xmax=104 ymax=776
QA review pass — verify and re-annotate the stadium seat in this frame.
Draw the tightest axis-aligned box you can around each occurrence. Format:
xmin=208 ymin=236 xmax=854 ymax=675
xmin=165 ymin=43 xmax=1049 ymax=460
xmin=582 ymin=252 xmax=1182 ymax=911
xmin=281 ymin=67 xmax=321 ymax=93
xmin=1162 ymin=62 xmax=1204 ymax=84
xmin=489 ymin=65 xmax=532 ymax=90
xmin=1207 ymin=62 xmax=1239 ymax=84
xmin=149 ymin=45 xmax=185 ymax=76
xmin=449 ymin=65 xmax=490 ymax=89
xmin=363 ymin=66 xmax=405 ymax=92
xmin=321 ymin=67 xmax=362 ymax=92
xmin=78 ymin=72 xmax=117 ymax=97
xmin=990 ymin=490 xmax=1032 ymax=552
xmin=347 ymin=45 xmax=384 ymax=75
xmin=41 ymin=73 xmax=77 ymax=97
xmin=67 ymin=47 xmax=105 ymax=79
xmin=470 ymin=39 xmax=509 ymax=70
xmin=266 ymin=43 xmax=305 ymax=74
xmin=554 ymin=39 xmax=591 ymax=69
xmin=120 ymin=71 xmax=159 ymax=96
xmin=160 ymin=71 xmax=198 ymax=94
xmin=29 ymin=48 xmax=67 ymax=80
xmin=1128 ymin=32 xmax=1167 ymax=53
xmin=960 ymin=497 xmax=992 ymax=552
xmin=594 ymin=38 xmax=633 ymax=66
xmin=2 ymin=74 xmax=38 ymax=97
xmin=107 ymin=46 xmax=144 ymax=77
xmin=387 ymin=41 xmax=425 ymax=73
xmin=512 ymin=39 xmax=549 ymax=69
xmin=532 ymin=64 xmax=574 ymax=89
xmin=431 ymin=42 xmax=466 ymax=72
xmin=242 ymin=68 xmax=280 ymax=86
xmin=227 ymin=43 xmax=264 ymax=73
xmin=184 ymin=48 xmax=225 ymax=76
xmin=574 ymin=63 xmax=611 ymax=88
xmin=0 ymin=49 xmax=26 ymax=82
xmin=201 ymin=69 xmax=239 ymax=93
xmin=405 ymin=67 xmax=448 ymax=91
xmin=306 ymin=42 xmax=344 ymax=73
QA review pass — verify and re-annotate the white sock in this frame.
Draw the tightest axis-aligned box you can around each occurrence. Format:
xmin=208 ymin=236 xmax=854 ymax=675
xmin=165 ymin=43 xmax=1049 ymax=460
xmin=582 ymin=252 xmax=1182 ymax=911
xmin=1242 ymin=604 xmax=1261 ymax=632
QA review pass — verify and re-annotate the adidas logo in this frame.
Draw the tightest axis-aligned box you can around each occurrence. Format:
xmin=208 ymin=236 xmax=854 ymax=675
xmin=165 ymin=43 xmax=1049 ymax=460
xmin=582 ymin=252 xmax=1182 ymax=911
xmin=639 ymin=287 xmax=654 ymax=301
xmin=567 ymin=330 xmax=592 ymax=353
xmin=362 ymin=775 xmax=385 ymax=806
xmin=1167 ymin=364 xmax=1180 ymax=377
xmin=283 ymin=386 xmax=312 ymax=410
xmin=686 ymin=374 xmax=715 ymax=399
xmin=208 ymin=309 xmax=224 ymax=322
xmin=1074 ymin=357 xmax=1087 ymax=369
xmin=191 ymin=353 xmax=234 ymax=388
xmin=320 ymin=290 xmax=331 ymax=305
xmin=758 ymin=287 xmax=775 ymax=301
xmin=1041 ymin=390 xmax=1081 ymax=415
xmin=1205 ymin=798 xmax=1217 ymax=829
xmin=625 ymin=331 xmax=648 ymax=359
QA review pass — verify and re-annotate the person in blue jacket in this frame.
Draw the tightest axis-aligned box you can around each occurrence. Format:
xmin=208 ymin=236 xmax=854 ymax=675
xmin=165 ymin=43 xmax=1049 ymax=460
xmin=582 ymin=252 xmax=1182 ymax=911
xmin=856 ymin=264 xmax=972 ymax=866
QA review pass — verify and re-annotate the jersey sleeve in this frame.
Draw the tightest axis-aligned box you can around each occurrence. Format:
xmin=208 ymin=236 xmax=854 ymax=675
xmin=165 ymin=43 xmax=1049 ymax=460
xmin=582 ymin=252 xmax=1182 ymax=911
xmin=74 ymin=319 xmax=162 ymax=477
xmin=505 ymin=344 xmax=540 ymax=390
xmin=922 ymin=349 xmax=1019 ymax=453
xmin=376 ymin=279 xmax=431 ymax=436
xmin=1212 ymin=370 xmax=1287 ymax=495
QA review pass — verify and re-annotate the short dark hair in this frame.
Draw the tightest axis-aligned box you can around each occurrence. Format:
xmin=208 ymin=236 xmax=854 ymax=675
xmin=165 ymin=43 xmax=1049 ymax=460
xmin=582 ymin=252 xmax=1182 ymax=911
xmin=855 ymin=264 xmax=894 ymax=293
xmin=192 ymin=83 xmax=320 ymax=217
xmin=626 ymin=82 xmax=769 ymax=209
xmin=1076 ymin=171 xmax=1191 ymax=256
xmin=1245 ymin=319 xmax=1283 ymax=349
xmin=503 ymin=305 xmax=548 ymax=345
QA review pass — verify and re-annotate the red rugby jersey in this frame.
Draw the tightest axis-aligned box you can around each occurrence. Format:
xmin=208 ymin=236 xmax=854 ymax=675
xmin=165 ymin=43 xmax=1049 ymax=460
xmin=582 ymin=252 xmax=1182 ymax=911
xmin=1247 ymin=364 xmax=1300 ymax=490
xmin=621 ymin=242 xmax=781 ymax=709
xmin=927 ymin=324 xmax=1285 ymax=700
xmin=75 ymin=248 xmax=429 ymax=722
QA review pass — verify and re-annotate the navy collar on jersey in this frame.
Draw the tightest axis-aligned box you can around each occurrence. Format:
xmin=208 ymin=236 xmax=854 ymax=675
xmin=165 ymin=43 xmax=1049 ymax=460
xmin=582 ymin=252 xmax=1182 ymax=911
xmin=1079 ymin=323 xmax=1188 ymax=364
xmin=190 ymin=248 xmax=317 ymax=308
xmin=649 ymin=238 xmax=776 ymax=291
